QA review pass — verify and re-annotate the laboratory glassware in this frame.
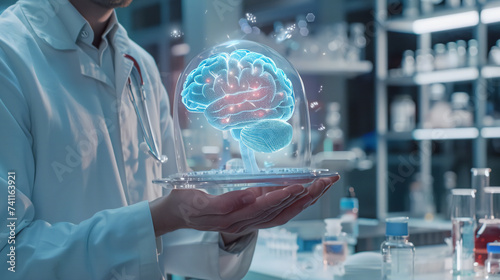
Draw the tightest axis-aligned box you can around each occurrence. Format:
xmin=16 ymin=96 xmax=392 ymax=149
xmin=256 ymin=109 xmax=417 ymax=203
xmin=475 ymin=187 xmax=500 ymax=267
xmin=451 ymin=92 xmax=473 ymax=127
xmin=391 ymin=94 xmax=416 ymax=132
xmin=486 ymin=242 xmax=500 ymax=279
xmin=468 ymin=39 xmax=479 ymax=67
xmin=451 ymin=188 xmax=476 ymax=276
xmin=402 ymin=50 xmax=416 ymax=76
xmin=323 ymin=102 xmax=344 ymax=152
xmin=323 ymin=218 xmax=348 ymax=267
xmin=340 ymin=186 xmax=359 ymax=255
xmin=381 ymin=217 xmax=415 ymax=280
xmin=471 ymin=168 xmax=491 ymax=222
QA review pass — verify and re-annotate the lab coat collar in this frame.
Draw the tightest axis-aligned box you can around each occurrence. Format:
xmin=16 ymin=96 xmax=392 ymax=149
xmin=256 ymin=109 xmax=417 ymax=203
xmin=19 ymin=0 xmax=135 ymax=94
xmin=19 ymin=0 xmax=130 ymax=54
xmin=19 ymin=0 xmax=78 ymax=50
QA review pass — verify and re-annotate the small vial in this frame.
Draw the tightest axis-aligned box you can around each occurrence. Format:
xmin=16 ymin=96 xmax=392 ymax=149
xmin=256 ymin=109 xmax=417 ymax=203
xmin=402 ymin=50 xmax=415 ymax=76
xmin=447 ymin=0 xmax=461 ymax=8
xmin=468 ymin=39 xmax=479 ymax=67
xmin=340 ymin=187 xmax=359 ymax=255
xmin=381 ymin=217 xmax=415 ymax=280
xmin=323 ymin=218 xmax=348 ymax=267
xmin=486 ymin=242 xmax=500 ymax=279
xmin=434 ymin=43 xmax=447 ymax=70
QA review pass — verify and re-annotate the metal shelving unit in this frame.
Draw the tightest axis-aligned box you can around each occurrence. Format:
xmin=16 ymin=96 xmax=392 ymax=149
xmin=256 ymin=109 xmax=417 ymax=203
xmin=375 ymin=0 xmax=500 ymax=219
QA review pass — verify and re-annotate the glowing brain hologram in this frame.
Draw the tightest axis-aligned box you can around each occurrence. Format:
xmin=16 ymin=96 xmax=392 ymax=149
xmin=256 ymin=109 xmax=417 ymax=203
xmin=181 ymin=49 xmax=295 ymax=172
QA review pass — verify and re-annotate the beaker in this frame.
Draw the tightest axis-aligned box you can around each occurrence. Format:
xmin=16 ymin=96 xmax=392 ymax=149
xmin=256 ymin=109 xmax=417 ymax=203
xmin=451 ymin=188 xmax=476 ymax=276
xmin=471 ymin=168 xmax=491 ymax=221
xmin=475 ymin=187 xmax=500 ymax=267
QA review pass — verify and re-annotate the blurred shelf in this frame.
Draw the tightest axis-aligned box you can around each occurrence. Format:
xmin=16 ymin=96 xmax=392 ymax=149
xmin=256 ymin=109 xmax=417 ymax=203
xmin=385 ymin=2 xmax=500 ymax=34
xmin=386 ymin=127 xmax=480 ymax=141
xmin=385 ymin=7 xmax=478 ymax=34
xmin=482 ymin=127 xmax=500 ymax=138
xmin=482 ymin=65 xmax=500 ymax=79
xmin=482 ymin=1 xmax=500 ymax=24
xmin=386 ymin=67 xmax=479 ymax=85
xmin=413 ymin=127 xmax=479 ymax=140
xmin=288 ymin=58 xmax=373 ymax=77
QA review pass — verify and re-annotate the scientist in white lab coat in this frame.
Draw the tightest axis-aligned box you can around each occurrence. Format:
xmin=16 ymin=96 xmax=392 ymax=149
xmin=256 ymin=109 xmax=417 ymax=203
xmin=0 ymin=0 xmax=339 ymax=279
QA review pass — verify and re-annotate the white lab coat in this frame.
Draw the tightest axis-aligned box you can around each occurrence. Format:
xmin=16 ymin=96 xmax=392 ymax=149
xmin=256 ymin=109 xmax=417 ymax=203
xmin=0 ymin=0 xmax=256 ymax=279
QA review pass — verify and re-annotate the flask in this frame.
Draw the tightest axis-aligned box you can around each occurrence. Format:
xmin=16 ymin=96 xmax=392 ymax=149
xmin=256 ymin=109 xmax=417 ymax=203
xmin=340 ymin=187 xmax=359 ymax=255
xmin=486 ymin=242 xmax=500 ymax=279
xmin=381 ymin=217 xmax=415 ymax=280
xmin=323 ymin=218 xmax=348 ymax=267
xmin=475 ymin=187 xmax=500 ymax=267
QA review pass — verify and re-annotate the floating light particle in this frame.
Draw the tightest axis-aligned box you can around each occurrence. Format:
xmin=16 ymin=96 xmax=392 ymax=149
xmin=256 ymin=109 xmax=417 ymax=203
xmin=300 ymin=27 xmax=309 ymax=36
xmin=310 ymin=101 xmax=319 ymax=109
xmin=318 ymin=124 xmax=326 ymax=131
xmin=246 ymin=12 xmax=256 ymax=23
xmin=319 ymin=85 xmax=323 ymax=93
xmin=170 ymin=29 xmax=183 ymax=38
xmin=306 ymin=13 xmax=315 ymax=22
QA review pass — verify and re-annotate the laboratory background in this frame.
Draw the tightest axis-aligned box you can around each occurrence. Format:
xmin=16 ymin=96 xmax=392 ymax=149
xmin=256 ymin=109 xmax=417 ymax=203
xmin=3 ymin=0 xmax=500 ymax=279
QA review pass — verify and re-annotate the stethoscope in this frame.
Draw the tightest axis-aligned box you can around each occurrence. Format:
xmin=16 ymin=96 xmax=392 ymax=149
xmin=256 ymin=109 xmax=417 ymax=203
xmin=124 ymin=54 xmax=168 ymax=164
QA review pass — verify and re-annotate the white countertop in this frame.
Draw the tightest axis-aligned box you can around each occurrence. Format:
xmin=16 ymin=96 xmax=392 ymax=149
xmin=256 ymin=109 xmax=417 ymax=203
xmin=244 ymin=244 xmax=484 ymax=280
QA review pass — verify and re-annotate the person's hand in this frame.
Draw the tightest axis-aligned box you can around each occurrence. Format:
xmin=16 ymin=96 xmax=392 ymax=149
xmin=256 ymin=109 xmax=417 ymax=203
xmin=149 ymin=175 xmax=339 ymax=238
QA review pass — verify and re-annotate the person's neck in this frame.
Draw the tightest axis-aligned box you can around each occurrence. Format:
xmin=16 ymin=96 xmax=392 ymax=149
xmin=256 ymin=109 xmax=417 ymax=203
xmin=68 ymin=0 xmax=113 ymax=47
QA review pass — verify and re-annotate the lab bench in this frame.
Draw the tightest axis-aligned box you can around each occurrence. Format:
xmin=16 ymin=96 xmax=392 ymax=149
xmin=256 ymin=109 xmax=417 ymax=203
xmin=243 ymin=219 xmax=467 ymax=280
xmin=244 ymin=245 xmax=456 ymax=280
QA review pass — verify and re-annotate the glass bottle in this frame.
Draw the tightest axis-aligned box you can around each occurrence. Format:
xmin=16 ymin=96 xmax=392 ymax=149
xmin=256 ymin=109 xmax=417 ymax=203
xmin=391 ymin=94 xmax=416 ymax=132
xmin=402 ymin=50 xmax=416 ymax=76
xmin=433 ymin=43 xmax=447 ymax=70
xmin=457 ymin=40 xmax=467 ymax=68
xmin=347 ymin=23 xmax=366 ymax=61
xmin=323 ymin=102 xmax=344 ymax=152
xmin=475 ymin=187 xmax=500 ymax=267
xmin=340 ymin=186 xmax=359 ymax=255
xmin=451 ymin=92 xmax=473 ymax=127
xmin=381 ymin=217 xmax=415 ymax=280
xmin=486 ymin=242 xmax=500 ymax=279
xmin=447 ymin=41 xmax=459 ymax=69
xmin=468 ymin=39 xmax=479 ymax=67
xmin=323 ymin=218 xmax=348 ymax=268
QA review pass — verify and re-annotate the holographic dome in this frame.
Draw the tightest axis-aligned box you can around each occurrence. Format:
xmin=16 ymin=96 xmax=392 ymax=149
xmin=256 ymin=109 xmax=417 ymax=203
xmin=158 ymin=40 xmax=333 ymax=189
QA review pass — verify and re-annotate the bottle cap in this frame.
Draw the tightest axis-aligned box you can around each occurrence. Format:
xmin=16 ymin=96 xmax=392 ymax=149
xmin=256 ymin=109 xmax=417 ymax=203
xmin=340 ymin=197 xmax=359 ymax=211
xmin=324 ymin=218 xmax=342 ymax=235
xmin=487 ymin=242 xmax=500 ymax=254
xmin=385 ymin=217 xmax=409 ymax=236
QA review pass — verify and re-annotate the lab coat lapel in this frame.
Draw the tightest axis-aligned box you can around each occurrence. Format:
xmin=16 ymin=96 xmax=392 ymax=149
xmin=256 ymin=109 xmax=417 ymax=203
xmin=113 ymin=26 xmax=133 ymax=97
xmin=77 ymin=50 xmax=115 ymax=89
